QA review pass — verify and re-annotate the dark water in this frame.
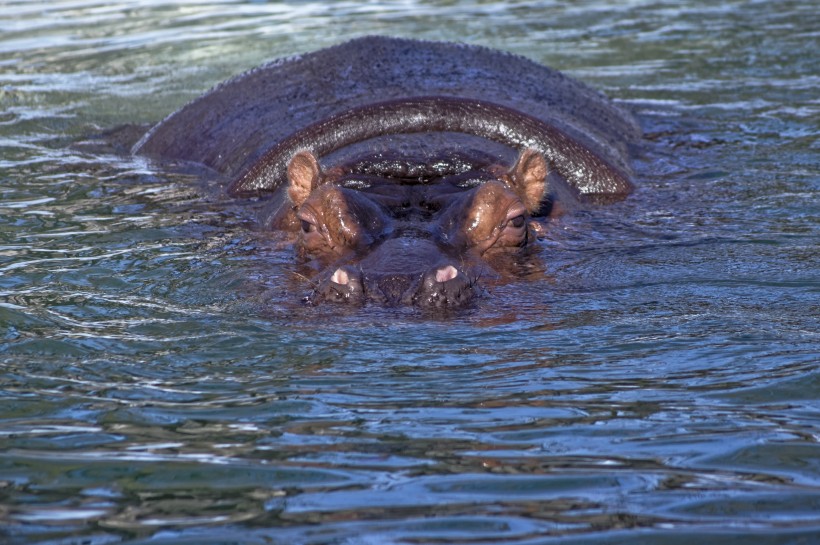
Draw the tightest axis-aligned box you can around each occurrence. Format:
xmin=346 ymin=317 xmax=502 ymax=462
xmin=1 ymin=1 xmax=818 ymax=543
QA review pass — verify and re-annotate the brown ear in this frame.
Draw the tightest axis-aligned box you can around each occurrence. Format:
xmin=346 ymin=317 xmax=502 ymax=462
xmin=287 ymin=151 xmax=323 ymax=207
xmin=507 ymin=148 xmax=548 ymax=213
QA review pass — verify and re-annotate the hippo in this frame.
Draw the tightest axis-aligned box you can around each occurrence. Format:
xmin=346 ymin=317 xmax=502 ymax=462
xmin=133 ymin=36 xmax=640 ymax=309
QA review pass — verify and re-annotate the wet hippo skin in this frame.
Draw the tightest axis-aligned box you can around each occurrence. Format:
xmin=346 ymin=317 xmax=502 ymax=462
xmin=133 ymin=36 xmax=640 ymax=309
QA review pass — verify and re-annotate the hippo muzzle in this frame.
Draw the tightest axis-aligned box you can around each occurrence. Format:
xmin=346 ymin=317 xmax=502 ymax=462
xmin=311 ymin=238 xmax=476 ymax=308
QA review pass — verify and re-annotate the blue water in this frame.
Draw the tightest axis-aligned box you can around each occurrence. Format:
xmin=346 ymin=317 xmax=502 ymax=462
xmin=1 ymin=1 xmax=818 ymax=543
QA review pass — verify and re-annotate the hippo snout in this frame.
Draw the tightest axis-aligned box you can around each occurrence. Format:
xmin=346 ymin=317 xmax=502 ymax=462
xmin=310 ymin=261 xmax=475 ymax=309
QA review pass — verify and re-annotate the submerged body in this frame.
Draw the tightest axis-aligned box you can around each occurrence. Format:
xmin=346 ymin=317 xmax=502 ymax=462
xmin=134 ymin=36 xmax=640 ymax=309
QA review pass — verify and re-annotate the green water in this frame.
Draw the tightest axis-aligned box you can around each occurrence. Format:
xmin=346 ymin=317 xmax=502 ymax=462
xmin=1 ymin=1 xmax=818 ymax=543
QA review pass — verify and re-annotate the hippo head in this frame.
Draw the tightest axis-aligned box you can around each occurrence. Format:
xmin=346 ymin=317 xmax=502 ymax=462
xmin=278 ymin=148 xmax=548 ymax=309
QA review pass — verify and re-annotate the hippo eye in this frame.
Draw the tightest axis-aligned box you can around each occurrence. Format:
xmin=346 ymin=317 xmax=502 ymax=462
xmin=301 ymin=219 xmax=316 ymax=233
xmin=509 ymin=215 xmax=525 ymax=229
xmin=494 ymin=213 xmax=529 ymax=248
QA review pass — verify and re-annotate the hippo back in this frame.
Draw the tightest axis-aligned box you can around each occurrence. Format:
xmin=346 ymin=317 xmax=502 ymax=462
xmin=133 ymin=36 xmax=640 ymax=189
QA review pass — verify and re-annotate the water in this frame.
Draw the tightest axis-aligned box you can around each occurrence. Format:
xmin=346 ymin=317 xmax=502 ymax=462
xmin=1 ymin=1 xmax=818 ymax=543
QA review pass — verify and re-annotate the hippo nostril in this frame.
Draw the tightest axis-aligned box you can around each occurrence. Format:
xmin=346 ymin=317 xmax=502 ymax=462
xmin=314 ymin=267 xmax=363 ymax=305
xmin=331 ymin=268 xmax=349 ymax=285
xmin=435 ymin=265 xmax=459 ymax=283
xmin=414 ymin=264 xmax=475 ymax=309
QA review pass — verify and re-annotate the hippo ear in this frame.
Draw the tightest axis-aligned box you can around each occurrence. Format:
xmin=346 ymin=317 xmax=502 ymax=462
xmin=507 ymin=148 xmax=548 ymax=213
xmin=287 ymin=151 xmax=324 ymax=207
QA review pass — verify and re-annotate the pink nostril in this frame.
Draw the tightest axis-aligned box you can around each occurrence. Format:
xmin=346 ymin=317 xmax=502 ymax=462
xmin=331 ymin=268 xmax=350 ymax=285
xmin=435 ymin=265 xmax=459 ymax=283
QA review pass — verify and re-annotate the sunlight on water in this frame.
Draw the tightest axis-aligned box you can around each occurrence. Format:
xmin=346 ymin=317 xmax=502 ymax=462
xmin=1 ymin=0 xmax=818 ymax=543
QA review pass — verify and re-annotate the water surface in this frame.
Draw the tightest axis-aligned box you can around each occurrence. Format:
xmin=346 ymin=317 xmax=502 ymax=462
xmin=1 ymin=1 xmax=818 ymax=543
